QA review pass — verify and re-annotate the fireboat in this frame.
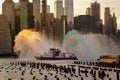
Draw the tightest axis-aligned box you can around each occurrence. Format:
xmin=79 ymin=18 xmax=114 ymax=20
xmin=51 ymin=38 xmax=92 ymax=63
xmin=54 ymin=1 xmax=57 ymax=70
xmin=35 ymin=48 xmax=78 ymax=60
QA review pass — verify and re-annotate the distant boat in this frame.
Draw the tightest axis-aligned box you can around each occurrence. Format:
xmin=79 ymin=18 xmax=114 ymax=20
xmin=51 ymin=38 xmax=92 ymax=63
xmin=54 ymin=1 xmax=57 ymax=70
xmin=35 ymin=48 xmax=78 ymax=60
xmin=98 ymin=54 xmax=120 ymax=64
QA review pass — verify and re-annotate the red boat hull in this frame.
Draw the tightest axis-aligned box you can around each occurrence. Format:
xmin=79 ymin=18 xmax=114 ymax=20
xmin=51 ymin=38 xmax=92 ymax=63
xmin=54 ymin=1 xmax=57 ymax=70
xmin=35 ymin=57 xmax=78 ymax=60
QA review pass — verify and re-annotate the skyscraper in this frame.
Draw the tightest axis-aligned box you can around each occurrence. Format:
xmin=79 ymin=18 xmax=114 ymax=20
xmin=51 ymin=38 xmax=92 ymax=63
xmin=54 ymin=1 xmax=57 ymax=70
xmin=74 ymin=15 xmax=96 ymax=33
xmin=86 ymin=7 xmax=91 ymax=15
xmin=54 ymin=0 xmax=64 ymax=19
xmin=18 ymin=0 xmax=34 ymax=30
xmin=33 ymin=0 xmax=41 ymax=31
xmin=104 ymin=7 xmax=111 ymax=34
xmin=2 ymin=0 xmax=15 ymax=37
xmin=42 ymin=0 xmax=47 ymax=36
xmin=64 ymin=0 xmax=74 ymax=24
xmin=47 ymin=5 xmax=50 ymax=13
xmin=51 ymin=15 xmax=67 ymax=42
xmin=91 ymin=1 xmax=100 ymax=21
xmin=19 ymin=0 xmax=29 ymax=30
xmin=112 ymin=13 xmax=117 ymax=34
xmin=104 ymin=7 xmax=117 ymax=35
xmin=40 ymin=5 xmax=50 ymax=13
xmin=0 ymin=15 xmax=12 ymax=53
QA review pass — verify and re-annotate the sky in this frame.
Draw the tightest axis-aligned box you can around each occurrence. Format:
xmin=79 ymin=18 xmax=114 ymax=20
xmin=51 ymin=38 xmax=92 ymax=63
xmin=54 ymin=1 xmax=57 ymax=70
xmin=0 ymin=0 xmax=120 ymax=29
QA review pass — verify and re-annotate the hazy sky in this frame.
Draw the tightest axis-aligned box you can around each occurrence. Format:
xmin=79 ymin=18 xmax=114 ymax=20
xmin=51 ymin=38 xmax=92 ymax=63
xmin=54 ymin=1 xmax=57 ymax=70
xmin=0 ymin=0 xmax=120 ymax=29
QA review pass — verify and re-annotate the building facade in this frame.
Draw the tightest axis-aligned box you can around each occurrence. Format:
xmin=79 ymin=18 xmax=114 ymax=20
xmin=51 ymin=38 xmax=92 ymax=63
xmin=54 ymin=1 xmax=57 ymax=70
xmin=74 ymin=15 xmax=98 ymax=34
xmin=54 ymin=0 xmax=64 ymax=19
xmin=42 ymin=0 xmax=47 ymax=36
xmin=104 ymin=7 xmax=112 ymax=34
xmin=20 ymin=0 xmax=29 ymax=30
xmin=64 ymin=0 xmax=74 ymax=24
xmin=91 ymin=1 xmax=102 ymax=33
xmin=91 ymin=1 xmax=100 ymax=21
xmin=86 ymin=7 xmax=91 ymax=15
xmin=0 ymin=15 xmax=12 ymax=54
xmin=104 ymin=7 xmax=117 ymax=35
xmin=2 ymin=0 xmax=15 ymax=37
xmin=112 ymin=13 xmax=117 ymax=35
xmin=33 ymin=0 xmax=41 ymax=31
xmin=51 ymin=16 xmax=67 ymax=43
xmin=47 ymin=5 xmax=50 ymax=13
xmin=47 ymin=13 xmax=54 ymax=40
xmin=15 ymin=3 xmax=21 ymax=35
xmin=15 ymin=0 xmax=34 ymax=31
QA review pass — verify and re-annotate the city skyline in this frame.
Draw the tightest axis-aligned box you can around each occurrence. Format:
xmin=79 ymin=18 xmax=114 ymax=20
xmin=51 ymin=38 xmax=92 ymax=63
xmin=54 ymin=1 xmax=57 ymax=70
xmin=0 ymin=0 xmax=120 ymax=29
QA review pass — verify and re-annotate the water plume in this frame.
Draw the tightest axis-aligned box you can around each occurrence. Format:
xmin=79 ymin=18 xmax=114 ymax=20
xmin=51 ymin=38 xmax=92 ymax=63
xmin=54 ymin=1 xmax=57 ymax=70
xmin=13 ymin=29 xmax=55 ymax=59
xmin=14 ymin=29 xmax=120 ymax=60
xmin=61 ymin=30 xmax=120 ymax=60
